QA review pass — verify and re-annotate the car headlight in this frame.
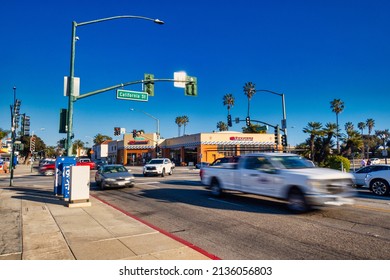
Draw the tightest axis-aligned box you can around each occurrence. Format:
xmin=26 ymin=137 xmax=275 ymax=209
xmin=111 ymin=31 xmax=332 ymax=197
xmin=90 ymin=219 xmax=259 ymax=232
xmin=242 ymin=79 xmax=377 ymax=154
xmin=307 ymin=179 xmax=323 ymax=189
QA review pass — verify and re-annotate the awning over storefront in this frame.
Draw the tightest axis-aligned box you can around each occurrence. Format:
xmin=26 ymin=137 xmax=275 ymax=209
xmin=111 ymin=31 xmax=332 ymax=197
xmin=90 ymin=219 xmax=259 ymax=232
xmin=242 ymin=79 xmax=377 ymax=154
xmin=163 ymin=140 xmax=275 ymax=149
xmin=121 ymin=145 xmax=155 ymax=150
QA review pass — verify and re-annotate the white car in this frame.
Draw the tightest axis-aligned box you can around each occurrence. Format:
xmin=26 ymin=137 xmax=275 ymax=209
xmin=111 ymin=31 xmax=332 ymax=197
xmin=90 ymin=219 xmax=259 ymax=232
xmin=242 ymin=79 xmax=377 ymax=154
xmin=370 ymin=158 xmax=381 ymax=164
xmin=351 ymin=165 xmax=390 ymax=187
xmin=143 ymin=158 xmax=174 ymax=177
xmin=365 ymin=170 xmax=390 ymax=196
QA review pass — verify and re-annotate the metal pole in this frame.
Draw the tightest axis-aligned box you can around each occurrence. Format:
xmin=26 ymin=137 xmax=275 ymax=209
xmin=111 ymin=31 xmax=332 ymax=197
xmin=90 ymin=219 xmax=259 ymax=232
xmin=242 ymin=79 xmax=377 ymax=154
xmin=9 ymin=86 xmax=16 ymax=186
xmin=66 ymin=21 xmax=77 ymax=156
xmin=65 ymin=16 xmax=163 ymax=156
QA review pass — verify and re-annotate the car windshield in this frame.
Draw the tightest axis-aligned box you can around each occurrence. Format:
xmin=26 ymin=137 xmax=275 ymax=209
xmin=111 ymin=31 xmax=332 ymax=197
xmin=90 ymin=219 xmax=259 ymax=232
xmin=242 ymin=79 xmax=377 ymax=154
xmin=149 ymin=159 xmax=164 ymax=164
xmin=102 ymin=166 xmax=128 ymax=173
xmin=269 ymin=155 xmax=314 ymax=169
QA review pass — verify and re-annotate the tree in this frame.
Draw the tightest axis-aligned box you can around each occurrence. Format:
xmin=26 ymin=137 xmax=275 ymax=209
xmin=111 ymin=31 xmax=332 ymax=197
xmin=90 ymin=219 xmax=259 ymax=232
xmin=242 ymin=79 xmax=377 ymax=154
xmin=72 ymin=139 xmax=85 ymax=157
xmin=366 ymin=118 xmax=375 ymax=135
xmin=175 ymin=116 xmax=184 ymax=137
xmin=303 ymin=122 xmax=323 ymax=161
xmin=317 ymin=122 xmax=337 ymax=163
xmin=93 ymin=134 xmax=112 ymax=145
xmin=242 ymin=124 xmax=267 ymax=133
xmin=223 ymin=93 xmax=235 ymax=129
xmin=0 ymin=128 xmax=10 ymax=141
xmin=182 ymin=115 xmax=189 ymax=135
xmin=216 ymin=121 xmax=228 ymax=132
xmin=357 ymin=122 xmax=366 ymax=135
xmin=243 ymin=82 xmax=256 ymax=118
xmin=344 ymin=122 xmax=354 ymax=139
xmin=330 ymin=98 xmax=345 ymax=154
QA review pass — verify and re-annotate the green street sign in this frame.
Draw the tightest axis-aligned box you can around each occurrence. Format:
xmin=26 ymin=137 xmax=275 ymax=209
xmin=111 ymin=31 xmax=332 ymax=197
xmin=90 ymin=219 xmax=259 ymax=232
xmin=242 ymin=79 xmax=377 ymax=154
xmin=116 ymin=89 xmax=148 ymax=102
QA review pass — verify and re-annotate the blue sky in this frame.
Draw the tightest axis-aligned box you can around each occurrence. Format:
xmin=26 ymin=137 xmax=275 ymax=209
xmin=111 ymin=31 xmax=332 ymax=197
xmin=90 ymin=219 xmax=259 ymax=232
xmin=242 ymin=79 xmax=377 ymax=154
xmin=1 ymin=0 xmax=389 ymax=147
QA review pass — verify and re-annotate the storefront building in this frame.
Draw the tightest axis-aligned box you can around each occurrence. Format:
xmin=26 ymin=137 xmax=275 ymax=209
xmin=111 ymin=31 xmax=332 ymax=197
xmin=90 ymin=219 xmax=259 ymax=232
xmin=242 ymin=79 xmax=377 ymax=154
xmin=160 ymin=131 xmax=277 ymax=166
xmin=117 ymin=133 xmax=160 ymax=165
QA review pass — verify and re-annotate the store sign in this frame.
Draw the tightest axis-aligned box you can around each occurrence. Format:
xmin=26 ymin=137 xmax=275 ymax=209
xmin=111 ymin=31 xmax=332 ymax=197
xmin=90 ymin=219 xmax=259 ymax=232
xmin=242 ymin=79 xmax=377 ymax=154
xmin=229 ymin=136 xmax=254 ymax=141
xmin=128 ymin=140 xmax=149 ymax=145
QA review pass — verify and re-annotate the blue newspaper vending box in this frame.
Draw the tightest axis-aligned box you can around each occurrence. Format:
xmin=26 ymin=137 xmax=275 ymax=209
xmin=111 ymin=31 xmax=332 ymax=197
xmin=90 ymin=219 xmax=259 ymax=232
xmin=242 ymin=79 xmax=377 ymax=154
xmin=54 ymin=157 xmax=76 ymax=198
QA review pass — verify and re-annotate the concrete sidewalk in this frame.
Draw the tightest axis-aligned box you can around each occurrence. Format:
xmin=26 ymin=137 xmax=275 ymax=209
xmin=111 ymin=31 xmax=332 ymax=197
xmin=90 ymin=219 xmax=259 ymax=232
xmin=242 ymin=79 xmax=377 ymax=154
xmin=0 ymin=164 xmax=218 ymax=260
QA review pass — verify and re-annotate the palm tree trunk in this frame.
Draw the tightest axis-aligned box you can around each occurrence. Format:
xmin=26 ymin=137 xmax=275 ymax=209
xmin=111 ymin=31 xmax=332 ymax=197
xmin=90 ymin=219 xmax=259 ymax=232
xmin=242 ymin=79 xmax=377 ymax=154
xmin=336 ymin=114 xmax=340 ymax=154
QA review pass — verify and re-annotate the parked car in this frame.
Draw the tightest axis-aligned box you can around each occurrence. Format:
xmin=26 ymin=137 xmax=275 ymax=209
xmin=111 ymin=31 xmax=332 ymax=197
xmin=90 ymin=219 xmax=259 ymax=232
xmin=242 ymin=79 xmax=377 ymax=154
xmin=76 ymin=158 xmax=96 ymax=170
xmin=143 ymin=158 xmax=174 ymax=177
xmin=39 ymin=162 xmax=55 ymax=176
xmin=94 ymin=159 xmax=108 ymax=169
xmin=195 ymin=162 xmax=210 ymax=169
xmin=95 ymin=164 xmax=135 ymax=189
xmin=351 ymin=165 xmax=390 ymax=187
xmin=370 ymin=158 xmax=381 ymax=164
xmin=364 ymin=170 xmax=390 ymax=196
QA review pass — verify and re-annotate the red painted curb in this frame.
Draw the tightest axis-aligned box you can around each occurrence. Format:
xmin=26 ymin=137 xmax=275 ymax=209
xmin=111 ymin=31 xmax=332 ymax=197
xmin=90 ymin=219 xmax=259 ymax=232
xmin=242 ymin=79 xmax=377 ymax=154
xmin=90 ymin=194 xmax=221 ymax=260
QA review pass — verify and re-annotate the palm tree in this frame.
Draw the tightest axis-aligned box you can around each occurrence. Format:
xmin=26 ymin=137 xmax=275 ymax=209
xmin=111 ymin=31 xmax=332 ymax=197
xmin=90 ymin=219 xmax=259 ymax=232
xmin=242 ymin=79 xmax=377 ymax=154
xmin=223 ymin=93 xmax=235 ymax=129
xmin=357 ymin=122 xmax=366 ymax=135
xmin=330 ymin=98 xmax=345 ymax=154
xmin=243 ymin=82 xmax=256 ymax=117
xmin=72 ymin=139 xmax=84 ymax=156
xmin=344 ymin=122 xmax=354 ymax=139
xmin=303 ymin=122 xmax=323 ymax=161
xmin=93 ymin=134 xmax=112 ymax=145
xmin=182 ymin=115 xmax=189 ymax=135
xmin=175 ymin=116 xmax=184 ymax=137
xmin=216 ymin=121 xmax=228 ymax=132
xmin=0 ymin=128 xmax=10 ymax=141
xmin=319 ymin=122 xmax=337 ymax=162
xmin=366 ymin=118 xmax=375 ymax=135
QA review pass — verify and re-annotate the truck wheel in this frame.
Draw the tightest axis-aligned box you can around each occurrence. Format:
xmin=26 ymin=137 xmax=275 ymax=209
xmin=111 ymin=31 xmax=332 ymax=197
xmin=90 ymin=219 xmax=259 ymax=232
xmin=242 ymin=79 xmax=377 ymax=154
xmin=287 ymin=188 xmax=309 ymax=213
xmin=370 ymin=179 xmax=389 ymax=196
xmin=161 ymin=168 xmax=165 ymax=177
xmin=210 ymin=180 xmax=222 ymax=197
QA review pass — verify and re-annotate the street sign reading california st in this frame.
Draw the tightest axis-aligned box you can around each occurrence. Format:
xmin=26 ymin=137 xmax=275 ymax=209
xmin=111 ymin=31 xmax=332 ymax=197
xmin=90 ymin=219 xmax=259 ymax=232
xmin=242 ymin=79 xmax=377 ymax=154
xmin=116 ymin=89 xmax=149 ymax=102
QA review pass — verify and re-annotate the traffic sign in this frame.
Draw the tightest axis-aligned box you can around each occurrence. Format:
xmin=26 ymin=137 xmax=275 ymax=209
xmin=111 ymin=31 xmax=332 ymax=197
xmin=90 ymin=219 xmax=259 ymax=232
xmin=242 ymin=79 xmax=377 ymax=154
xmin=116 ymin=89 xmax=148 ymax=102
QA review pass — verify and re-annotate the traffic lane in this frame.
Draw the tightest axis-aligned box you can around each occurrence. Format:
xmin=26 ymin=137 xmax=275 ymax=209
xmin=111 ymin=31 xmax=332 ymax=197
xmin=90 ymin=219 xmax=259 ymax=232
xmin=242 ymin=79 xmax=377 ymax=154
xmin=91 ymin=177 xmax=390 ymax=260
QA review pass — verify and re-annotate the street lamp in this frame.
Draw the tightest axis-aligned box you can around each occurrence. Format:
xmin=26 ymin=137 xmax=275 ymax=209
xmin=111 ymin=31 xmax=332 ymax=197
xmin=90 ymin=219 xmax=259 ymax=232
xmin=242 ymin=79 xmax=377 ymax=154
xmin=255 ymin=89 xmax=288 ymax=146
xmin=66 ymin=15 xmax=164 ymax=156
xmin=129 ymin=108 xmax=160 ymax=140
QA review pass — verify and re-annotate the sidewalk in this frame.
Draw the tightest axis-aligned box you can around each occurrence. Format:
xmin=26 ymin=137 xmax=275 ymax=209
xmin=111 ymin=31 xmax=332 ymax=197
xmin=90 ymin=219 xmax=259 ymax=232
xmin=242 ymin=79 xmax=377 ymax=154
xmin=0 ymin=164 xmax=218 ymax=260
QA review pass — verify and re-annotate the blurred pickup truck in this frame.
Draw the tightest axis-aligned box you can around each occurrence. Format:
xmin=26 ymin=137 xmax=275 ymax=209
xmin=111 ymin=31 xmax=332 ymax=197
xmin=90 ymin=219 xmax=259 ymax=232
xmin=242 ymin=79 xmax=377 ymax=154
xmin=200 ymin=153 xmax=355 ymax=213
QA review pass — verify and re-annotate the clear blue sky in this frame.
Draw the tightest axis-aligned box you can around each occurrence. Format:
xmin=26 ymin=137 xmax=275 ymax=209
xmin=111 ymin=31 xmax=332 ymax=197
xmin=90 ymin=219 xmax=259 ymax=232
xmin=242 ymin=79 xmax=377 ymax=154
xmin=1 ymin=0 xmax=389 ymax=147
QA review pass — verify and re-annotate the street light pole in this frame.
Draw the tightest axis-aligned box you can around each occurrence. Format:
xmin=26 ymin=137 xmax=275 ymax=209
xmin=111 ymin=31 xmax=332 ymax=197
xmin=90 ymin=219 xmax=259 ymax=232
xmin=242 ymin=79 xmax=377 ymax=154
xmin=65 ymin=15 xmax=164 ymax=156
xmin=130 ymin=108 xmax=160 ymax=140
xmin=255 ymin=89 xmax=288 ymax=145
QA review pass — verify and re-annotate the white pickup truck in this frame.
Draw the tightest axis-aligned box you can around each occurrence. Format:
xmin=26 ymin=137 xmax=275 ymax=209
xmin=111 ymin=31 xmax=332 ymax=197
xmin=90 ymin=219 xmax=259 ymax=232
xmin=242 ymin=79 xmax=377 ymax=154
xmin=200 ymin=153 xmax=355 ymax=213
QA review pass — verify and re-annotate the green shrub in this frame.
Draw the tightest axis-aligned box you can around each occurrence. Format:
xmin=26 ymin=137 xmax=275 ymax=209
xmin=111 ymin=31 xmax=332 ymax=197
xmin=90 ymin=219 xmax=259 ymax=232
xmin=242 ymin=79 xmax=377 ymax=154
xmin=327 ymin=155 xmax=350 ymax=172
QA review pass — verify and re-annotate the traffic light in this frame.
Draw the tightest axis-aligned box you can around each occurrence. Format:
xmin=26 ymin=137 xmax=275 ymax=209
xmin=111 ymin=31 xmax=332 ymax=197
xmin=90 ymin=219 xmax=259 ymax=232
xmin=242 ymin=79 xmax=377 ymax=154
xmin=245 ymin=116 xmax=251 ymax=126
xmin=185 ymin=76 xmax=197 ymax=96
xmin=59 ymin=109 xmax=67 ymax=134
xmin=23 ymin=115 xmax=30 ymax=136
xmin=14 ymin=99 xmax=21 ymax=115
xmin=227 ymin=114 xmax=232 ymax=127
xmin=281 ymin=134 xmax=287 ymax=147
xmin=132 ymin=129 xmax=137 ymax=138
xmin=274 ymin=125 xmax=280 ymax=145
xmin=30 ymin=136 xmax=36 ymax=152
xmin=114 ymin=127 xmax=121 ymax=136
xmin=144 ymin=73 xmax=154 ymax=96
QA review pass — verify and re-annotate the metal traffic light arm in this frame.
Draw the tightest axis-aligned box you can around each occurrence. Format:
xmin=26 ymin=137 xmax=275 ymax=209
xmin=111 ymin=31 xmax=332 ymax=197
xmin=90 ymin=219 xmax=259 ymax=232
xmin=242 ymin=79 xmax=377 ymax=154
xmin=74 ymin=78 xmax=193 ymax=101
xmin=236 ymin=118 xmax=277 ymax=129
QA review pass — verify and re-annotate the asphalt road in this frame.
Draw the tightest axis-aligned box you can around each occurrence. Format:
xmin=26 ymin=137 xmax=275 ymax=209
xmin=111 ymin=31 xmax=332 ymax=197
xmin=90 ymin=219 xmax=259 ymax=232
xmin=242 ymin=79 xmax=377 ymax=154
xmin=13 ymin=167 xmax=390 ymax=260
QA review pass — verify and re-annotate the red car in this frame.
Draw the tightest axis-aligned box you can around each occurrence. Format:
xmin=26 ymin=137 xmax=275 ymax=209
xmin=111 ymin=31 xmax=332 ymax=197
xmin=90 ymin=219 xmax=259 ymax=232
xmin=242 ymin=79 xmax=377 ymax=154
xmin=39 ymin=163 xmax=55 ymax=176
xmin=76 ymin=158 xmax=96 ymax=170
